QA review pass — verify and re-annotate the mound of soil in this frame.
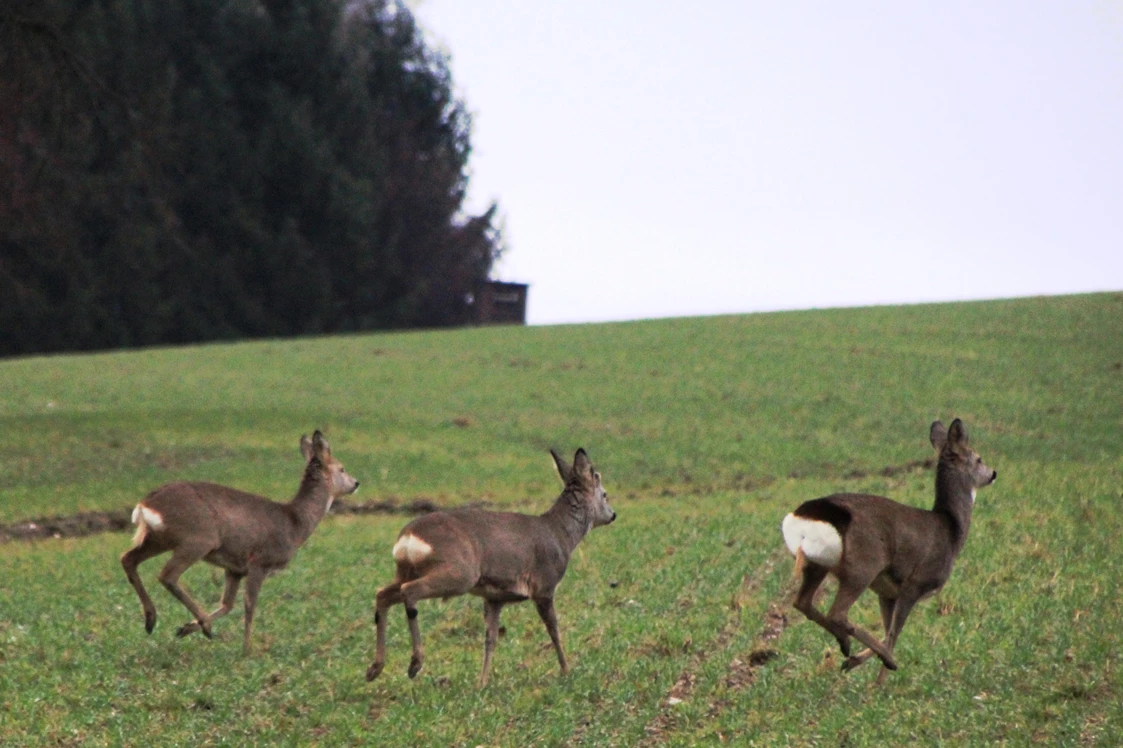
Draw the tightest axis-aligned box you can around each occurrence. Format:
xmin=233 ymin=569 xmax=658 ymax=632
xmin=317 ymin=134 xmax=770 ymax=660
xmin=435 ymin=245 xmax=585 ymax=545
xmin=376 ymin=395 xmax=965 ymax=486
xmin=0 ymin=497 xmax=462 ymax=544
xmin=0 ymin=510 xmax=134 ymax=542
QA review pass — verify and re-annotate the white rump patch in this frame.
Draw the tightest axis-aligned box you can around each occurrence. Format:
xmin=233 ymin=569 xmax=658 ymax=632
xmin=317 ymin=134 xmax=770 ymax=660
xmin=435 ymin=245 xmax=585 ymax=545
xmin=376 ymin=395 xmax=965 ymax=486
xmin=133 ymin=504 xmax=165 ymax=531
xmin=781 ymin=513 xmax=843 ymax=568
xmin=129 ymin=504 xmax=165 ymax=547
xmin=392 ymin=534 xmax=432 ymax=565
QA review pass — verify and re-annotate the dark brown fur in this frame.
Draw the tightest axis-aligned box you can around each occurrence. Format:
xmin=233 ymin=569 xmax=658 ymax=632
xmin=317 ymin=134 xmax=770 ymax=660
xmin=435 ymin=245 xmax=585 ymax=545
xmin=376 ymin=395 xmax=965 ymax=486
xmin=787 ymin=419 xmax=996 ymax=683
xmin=791 ymin=497 xmax=852 ymax=533
xmin=366 ymin=448 xmax=616 ymax=686
xmin=120 ymin=431 xmax=358 ymax=653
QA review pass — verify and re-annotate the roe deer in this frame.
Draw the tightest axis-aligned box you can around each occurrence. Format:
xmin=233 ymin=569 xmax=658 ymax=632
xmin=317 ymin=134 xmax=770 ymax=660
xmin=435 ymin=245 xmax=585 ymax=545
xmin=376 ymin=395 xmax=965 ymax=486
xmin=366 ymin=448 xmax=615 ymax=686
xmin=120 ymin=430 xmax=358 ymax=654
xmin=781 ymin=419 xmax=996 ymax=683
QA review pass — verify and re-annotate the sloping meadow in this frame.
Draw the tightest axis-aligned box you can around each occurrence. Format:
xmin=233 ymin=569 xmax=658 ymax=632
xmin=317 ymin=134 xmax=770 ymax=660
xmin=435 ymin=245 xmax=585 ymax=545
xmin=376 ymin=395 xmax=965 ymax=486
xmin=0 ymin=294 xmax=1120 ymax=744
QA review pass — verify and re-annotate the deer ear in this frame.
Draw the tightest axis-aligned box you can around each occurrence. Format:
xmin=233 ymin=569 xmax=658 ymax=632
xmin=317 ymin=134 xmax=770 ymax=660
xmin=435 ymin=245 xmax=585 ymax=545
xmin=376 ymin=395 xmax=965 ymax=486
xmin=312 ymin=430 xmax=330 ymax=460
xmin=300 ymin=434 xmax=314 ymax=463
xmin=573 ymin=448 xmax=593 ymax=478
xmin=929 ymin=421 xmax=948 ymax=452
xmin=551 ymin=449 xmax=572 ymax=484
xmin=947 ymin=418 xmax=968 ymax=447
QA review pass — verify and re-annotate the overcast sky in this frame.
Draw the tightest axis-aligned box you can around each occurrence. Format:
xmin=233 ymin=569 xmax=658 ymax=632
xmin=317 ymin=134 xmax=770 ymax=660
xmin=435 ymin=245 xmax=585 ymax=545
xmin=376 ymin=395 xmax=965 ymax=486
xmin=412 ymin=1 xmax=1123 ymax=325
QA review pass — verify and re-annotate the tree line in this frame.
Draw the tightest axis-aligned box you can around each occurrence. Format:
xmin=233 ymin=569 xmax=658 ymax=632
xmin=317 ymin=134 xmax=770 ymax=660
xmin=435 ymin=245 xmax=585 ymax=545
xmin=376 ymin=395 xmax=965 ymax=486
xmin=0 ymin=0 xmax=503 ymax=357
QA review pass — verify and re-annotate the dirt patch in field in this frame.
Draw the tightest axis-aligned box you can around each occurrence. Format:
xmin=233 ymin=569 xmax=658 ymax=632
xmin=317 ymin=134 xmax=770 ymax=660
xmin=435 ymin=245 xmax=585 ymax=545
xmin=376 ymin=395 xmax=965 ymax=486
xmin=788 ymin=457 xmax=934 ymax=482
xmin=651 ymin=473 xmax=776 ymax=499
xmin=721 ymin=603 xmax=790 ymax=692
xmin=0 ymin=497 xmax=457 ymax=544
xmin=0 ymin=510 xmax=135 ymax=542
xmin=330 ymin=496 xmax=454 ymax=517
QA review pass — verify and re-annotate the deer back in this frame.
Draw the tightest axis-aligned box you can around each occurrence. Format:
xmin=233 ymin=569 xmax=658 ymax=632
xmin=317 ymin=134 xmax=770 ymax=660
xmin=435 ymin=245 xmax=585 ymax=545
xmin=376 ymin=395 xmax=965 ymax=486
xmin=820 ymin=493 xmax=958 ymax=588
xmin=395 ymin=509 xmax=570 ymax=598
xmin=140 ymin=482 xmax=297 ymax=564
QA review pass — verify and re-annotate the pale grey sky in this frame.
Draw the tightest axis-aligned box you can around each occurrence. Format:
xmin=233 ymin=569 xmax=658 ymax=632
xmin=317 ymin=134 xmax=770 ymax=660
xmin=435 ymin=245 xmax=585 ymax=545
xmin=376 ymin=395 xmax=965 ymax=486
xmin=413 ymin=1 xmax=1123 ymax=325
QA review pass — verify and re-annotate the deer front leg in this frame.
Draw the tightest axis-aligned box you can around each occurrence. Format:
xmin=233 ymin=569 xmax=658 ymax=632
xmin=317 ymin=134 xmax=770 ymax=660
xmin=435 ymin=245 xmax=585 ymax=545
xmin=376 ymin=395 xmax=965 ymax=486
xmin=480 ymin=600 xmax=505 ymax=687
xmin=873 ymin=594 xmax=918 ymax=684
xmin=534 ymin=597 xmax=569 ymax=676
xmin=178 ymin=570 xmax=243 ymax=638
xmin=241 ymin=566 xmax=267 ymax=655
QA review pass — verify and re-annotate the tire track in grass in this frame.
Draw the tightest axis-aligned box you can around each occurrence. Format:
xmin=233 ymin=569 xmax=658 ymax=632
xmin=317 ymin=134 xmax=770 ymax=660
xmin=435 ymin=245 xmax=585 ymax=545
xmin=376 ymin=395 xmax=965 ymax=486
xmin=636 ymin=546 xmax=789 ymax=746
xmin=717 ymin=602 xmax=790 ymax=695
xmin=565 ymin=504 xmax=764 ymax=747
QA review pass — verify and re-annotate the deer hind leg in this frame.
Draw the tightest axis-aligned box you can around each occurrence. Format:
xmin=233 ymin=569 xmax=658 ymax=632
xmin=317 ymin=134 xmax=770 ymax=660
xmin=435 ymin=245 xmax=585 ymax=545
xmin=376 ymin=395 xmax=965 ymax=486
xmin=177 ymin=570 xmax=243 ymax=638
xmin=157 ymin=544 xmax=214 ymax=639
xmin=367 ymin=580 xmax=405 ymax=681
xmin=535 ymin=596 xmax=569 ymax=677
xmin=121 ymin=541 xmax=166 ymax=634
xmin=843 ymin=594 xmax=896 ymax=672
xmin=397 ymin=565 xmax=476 ymax=680
xmin=480 ymin=600 xmax=505 ymax=687
xmin=825 ymin=580 xmax=897 ymax=671
xmin=792 ymin=562 xmax=846 ymax=650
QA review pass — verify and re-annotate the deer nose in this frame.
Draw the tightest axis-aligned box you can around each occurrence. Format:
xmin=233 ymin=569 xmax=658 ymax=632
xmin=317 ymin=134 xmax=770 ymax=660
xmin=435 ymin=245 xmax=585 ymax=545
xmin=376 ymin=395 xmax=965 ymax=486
xmin=609 ymin=511 xmax=617 ymax=523
xmin=990 ymin=470 xmax=997 ymax=483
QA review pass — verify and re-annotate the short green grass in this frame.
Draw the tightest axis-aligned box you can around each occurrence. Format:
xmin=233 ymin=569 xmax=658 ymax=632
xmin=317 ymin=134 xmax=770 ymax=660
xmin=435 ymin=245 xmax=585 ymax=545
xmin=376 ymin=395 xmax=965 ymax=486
xmin=1 ymin=293 xmax=1121 ymax=745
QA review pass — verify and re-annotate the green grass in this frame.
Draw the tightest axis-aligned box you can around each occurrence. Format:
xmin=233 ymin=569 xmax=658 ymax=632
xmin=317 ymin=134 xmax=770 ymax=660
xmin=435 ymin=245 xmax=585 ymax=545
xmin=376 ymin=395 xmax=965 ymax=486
xmin=1 ymin=293 xmax=1121 ymax=745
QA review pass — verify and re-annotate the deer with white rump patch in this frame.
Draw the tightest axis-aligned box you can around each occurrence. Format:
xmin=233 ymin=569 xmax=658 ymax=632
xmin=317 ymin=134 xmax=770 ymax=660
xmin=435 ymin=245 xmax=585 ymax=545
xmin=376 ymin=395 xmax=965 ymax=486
xmin=781 ymin=419 xmax=996 ymax=683
xmin=120 ymin=431 xmax=358 ymax=653
xmin=366 ymin=448 xmax=615 ymax=686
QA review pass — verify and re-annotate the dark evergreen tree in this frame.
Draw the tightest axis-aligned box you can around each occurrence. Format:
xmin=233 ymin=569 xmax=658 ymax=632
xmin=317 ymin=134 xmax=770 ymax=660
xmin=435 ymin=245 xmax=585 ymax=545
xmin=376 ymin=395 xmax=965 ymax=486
xmin=0 ymin=0 xmax=503 ymax=356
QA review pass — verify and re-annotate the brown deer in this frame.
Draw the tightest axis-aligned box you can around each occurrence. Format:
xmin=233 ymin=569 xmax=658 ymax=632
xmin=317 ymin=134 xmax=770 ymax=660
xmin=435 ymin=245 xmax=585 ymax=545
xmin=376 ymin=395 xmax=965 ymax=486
xmin=781 ymin=419 xmax=996 ymax=683
xmin=366 ymin=448 xmax=615 ymax=686
xmin=120 ymin=430 xmax=359 ymax=654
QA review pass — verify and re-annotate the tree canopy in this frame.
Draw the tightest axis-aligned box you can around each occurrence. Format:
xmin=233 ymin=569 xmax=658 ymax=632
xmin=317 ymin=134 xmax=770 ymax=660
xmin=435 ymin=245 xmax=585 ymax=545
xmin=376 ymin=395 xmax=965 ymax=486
xmin=0 ymin=0 xmax=503 ymax=356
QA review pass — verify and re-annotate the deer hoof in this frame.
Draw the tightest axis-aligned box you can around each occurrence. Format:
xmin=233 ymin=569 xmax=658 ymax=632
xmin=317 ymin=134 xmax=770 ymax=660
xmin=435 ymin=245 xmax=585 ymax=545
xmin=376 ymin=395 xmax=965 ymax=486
xmin=144 ymin=611 xmax=157 ymax=634
xmin=841 ymin=656 xmax=864 ymax=672
xmin=408 ymin=657 xmax=423 ymax=679
xmin=200 ymin=622 xmax=214 ymax=640
xmin=176 ymin=622 xmax=198 ymax=638
xmin=881 ymin=655 xmax=898 ymax=671
xmin=366 ymin=662 xmax=384 ymax=682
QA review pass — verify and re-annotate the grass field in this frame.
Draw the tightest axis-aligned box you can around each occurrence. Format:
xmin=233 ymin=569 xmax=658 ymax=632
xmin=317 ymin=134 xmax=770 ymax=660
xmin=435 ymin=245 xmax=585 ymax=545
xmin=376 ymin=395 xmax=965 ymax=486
xmin=0 ymin=293 xmax=1120 ymax=745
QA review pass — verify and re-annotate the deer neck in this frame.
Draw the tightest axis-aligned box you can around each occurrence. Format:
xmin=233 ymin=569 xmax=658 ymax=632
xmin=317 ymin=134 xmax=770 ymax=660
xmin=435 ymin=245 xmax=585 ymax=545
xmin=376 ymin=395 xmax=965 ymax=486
xmin=287 ymin=465 xmax=332 ymax=545
xmin=932 ymin=462 xmax=975 ymax=550
xmin=542 ymin=488 xmax=591 ymax=555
